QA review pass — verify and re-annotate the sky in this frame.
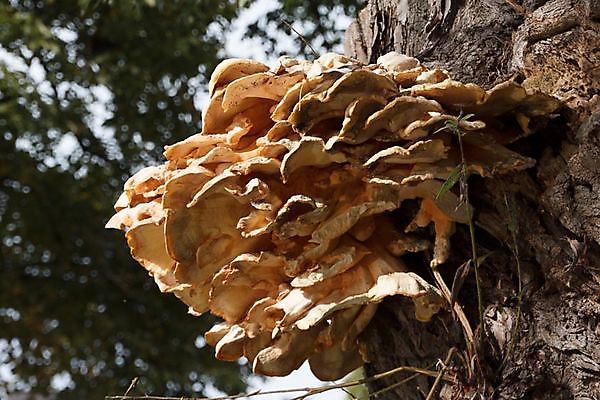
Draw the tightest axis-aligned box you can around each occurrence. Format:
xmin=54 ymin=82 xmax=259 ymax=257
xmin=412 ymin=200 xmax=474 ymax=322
xmin=0 ymin=1 xmax=358 ymax=398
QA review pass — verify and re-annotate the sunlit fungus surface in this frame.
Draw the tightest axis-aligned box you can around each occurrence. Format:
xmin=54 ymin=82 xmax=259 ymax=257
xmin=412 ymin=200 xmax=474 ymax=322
xmin=107 ymin=52 xmax=559 ymax=380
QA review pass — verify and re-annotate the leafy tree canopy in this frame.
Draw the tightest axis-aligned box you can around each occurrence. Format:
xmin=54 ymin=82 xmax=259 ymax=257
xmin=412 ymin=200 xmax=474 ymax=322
xmin=0 ymin=0 xmax=359 ymax=398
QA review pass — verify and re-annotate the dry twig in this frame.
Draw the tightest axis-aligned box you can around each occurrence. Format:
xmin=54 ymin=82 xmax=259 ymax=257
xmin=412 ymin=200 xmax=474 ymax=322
xmin=105 ymin=362 xmax=456 ymax=400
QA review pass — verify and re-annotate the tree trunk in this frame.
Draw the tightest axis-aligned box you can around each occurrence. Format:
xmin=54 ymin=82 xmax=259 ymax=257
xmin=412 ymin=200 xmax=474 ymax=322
xmin=345 ymin=1 xmax=600 ymax=398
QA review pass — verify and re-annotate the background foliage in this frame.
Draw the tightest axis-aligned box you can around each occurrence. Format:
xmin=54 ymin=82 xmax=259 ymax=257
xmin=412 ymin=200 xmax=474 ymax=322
xmin=0 ymin=0 xmax=360 ymax=398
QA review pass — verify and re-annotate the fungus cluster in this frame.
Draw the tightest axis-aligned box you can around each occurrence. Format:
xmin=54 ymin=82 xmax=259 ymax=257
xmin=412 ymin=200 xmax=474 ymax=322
xmin=107 ymin=52 xmax=559 ymax=380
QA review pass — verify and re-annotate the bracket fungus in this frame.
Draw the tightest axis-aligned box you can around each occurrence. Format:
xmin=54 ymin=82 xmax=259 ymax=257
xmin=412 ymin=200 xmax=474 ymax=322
xmin=107 ymin=52 xmax=559 ymax=380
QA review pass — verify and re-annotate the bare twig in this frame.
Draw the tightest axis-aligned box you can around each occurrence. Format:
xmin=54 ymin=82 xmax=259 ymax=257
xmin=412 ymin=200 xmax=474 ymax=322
xmin=280 ymin=19 xmax=320 ymax=58
xmin=365 ymin=349 xmax=457 ymax=399
xmin=425 ymin=348 xmax=456 ymax=400
xmin=122 ymin=377 xmax=139 ymax=398
xmin=364 ymin=372 xmax=422 ymax=398
xmin=105 ymin=363 xmax=456 ymax=400
xmin=340 ymin=386 xmax=358 ymax=399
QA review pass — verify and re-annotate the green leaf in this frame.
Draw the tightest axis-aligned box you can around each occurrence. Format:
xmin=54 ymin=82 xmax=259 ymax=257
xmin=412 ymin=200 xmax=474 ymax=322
xmin=435 ymin=164 xmax=463 ymax=200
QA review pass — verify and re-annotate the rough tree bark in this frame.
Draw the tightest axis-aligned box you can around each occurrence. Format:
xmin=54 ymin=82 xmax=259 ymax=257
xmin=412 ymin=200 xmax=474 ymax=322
xmin=345 ymin=1 xmax=600 ymax=399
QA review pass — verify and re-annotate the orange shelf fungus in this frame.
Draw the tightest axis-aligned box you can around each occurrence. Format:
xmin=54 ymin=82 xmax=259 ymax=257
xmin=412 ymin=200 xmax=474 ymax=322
xmin=107 ymin=52 xmax=559 ymax=380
